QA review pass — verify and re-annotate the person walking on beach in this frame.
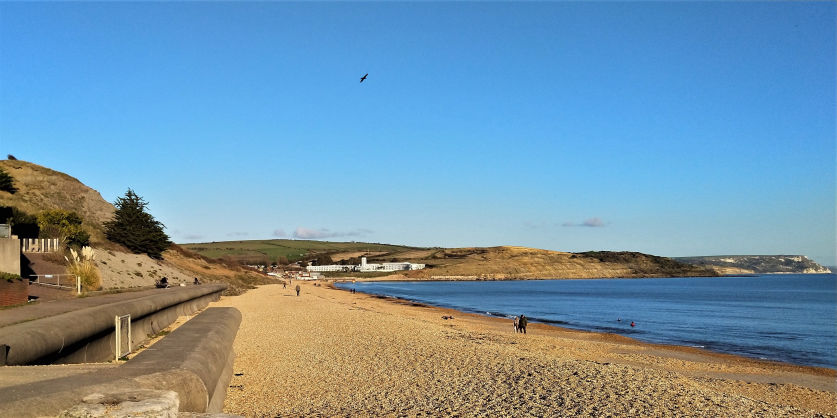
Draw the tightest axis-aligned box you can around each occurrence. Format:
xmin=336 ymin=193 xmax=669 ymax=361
xmin=295 ymin=284 xmax=300 ymax=296
xmin=518 ymin=314 xmax=528 ymax=334
xmin=513 ymin=316 xmax=520 ymax=333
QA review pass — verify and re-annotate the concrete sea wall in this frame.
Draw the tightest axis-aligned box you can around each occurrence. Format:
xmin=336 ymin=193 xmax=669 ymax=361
xmin=0 ymin=307 xmax=242 ymax=416
xmin=0 ymin=284 xmax=227 ymax=365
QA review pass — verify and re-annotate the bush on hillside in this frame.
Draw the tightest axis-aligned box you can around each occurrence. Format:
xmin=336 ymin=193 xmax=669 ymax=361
xmin=311 ymin=254 xmax=334 ymax=266
xmin=0 ymin=167 xmax=17 ymax=194
xmin=37 ymin=209 xmax=90 ymax=248
xmin=104 ymin=189 xmax=170 ymax=259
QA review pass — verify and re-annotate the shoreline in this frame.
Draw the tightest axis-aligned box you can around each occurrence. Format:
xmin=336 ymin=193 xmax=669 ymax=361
xmin=215 ymin=282 xmax=836 ymax=416
xmin=328 ymin=271 xmax=834 ymax=282
xmin=328 ymin=281 xmax=837 ymax=379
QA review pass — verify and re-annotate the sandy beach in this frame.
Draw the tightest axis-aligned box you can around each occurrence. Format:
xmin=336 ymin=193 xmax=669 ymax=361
xmin=212 ymin=282 xmax=835 ymax=417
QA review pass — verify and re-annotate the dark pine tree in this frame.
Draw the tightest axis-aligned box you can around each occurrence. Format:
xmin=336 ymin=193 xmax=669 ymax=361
xmin=0 ymin=168 xmax=17 ymax=194
xmin=104 ymin=189 xmax=170 ymax=259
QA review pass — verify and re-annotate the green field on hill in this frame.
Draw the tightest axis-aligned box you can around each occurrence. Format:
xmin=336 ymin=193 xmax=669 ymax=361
xmin=182 ymin=239 xmax=424 ymax=264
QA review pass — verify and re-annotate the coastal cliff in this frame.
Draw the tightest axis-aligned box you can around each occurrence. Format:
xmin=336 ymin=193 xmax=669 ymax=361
xmin=674 ymin=255 xmax=832 ymax=275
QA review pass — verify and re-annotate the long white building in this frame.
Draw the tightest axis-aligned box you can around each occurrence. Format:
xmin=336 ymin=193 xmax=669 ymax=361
xmin=306 ymin=257 xmax=425 ymax=273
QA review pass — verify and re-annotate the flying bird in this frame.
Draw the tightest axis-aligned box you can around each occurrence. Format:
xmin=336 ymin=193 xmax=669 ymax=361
xmin=360 ymin=73 xmax=368 ymax=83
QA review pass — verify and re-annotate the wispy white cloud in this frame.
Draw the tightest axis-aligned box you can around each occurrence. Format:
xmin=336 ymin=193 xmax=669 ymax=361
xmin=226 ymin=231 xmax=249 ymax=237
xmin=293 ymin=227 xmax=372 ymax=240
xmin=563 ymin=217 xmax=607 ymax=228
xmin=272 ymin=229 xmax=287 ymax=237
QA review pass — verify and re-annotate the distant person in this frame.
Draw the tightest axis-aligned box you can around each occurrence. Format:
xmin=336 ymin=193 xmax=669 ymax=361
xmin=630 ymin=321 xmax=635 ymax=327
xmin=513 ymin=316 xmax=520 ymax=333
xmin=193 ymin=277 xmax=200 ymax=285
xmin=295 ymin=284 xmax=300 ymax=296
xmin=518 ymin=314 xmax=528 ymax=334
xmin=157 ymin=277 xmax=169 ymax=288
xmin=283 ymin=282 xmax=287 ymax=289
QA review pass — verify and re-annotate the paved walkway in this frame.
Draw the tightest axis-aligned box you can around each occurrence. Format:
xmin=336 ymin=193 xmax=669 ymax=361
xmin=0 ymin=286 xmax=195 ymax=328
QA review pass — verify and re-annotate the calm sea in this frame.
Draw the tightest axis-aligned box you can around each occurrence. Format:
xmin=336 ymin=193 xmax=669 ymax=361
xmin=337 ymin=274 xmax=837 ymax=369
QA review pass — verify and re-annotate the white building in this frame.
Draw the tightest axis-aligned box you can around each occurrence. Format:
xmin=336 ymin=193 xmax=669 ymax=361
xmin=306 ymin=257 xmax=425 ymax=273
xmin=306 ymin=264 xmax=354 ymax=272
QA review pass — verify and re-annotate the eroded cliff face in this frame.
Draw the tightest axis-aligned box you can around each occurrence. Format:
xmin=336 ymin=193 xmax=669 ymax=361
xmin=674 ymin=255 xmax=832 ymax=275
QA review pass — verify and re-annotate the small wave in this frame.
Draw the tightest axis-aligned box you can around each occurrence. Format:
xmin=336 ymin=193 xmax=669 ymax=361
xmin=529 ymin=317 xmax=570 ymax=326
xmin=480 ymin=311 xmax=525 ymax=319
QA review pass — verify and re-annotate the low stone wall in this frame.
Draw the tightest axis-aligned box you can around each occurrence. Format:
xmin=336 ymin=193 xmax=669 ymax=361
xmin=0 ymin=307 xmax=242 ymax=416
xmin=0 ymin=284 xmax=227 ymax=365
xmin=0 ymin=277 xmax=27 ymax=307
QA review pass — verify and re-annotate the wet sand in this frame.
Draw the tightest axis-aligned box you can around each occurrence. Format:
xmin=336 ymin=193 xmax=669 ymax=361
xmin=212 ymin=282 xmax=835 ymax=417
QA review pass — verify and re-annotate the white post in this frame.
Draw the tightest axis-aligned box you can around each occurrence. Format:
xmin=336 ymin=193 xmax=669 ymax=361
xmin=114 ymin=315 xmax=131 ymax=360
xmin=77 ymin=276 xmax=81 ymax=294
xmin=115 ymin=316 xmax=120 ymax=361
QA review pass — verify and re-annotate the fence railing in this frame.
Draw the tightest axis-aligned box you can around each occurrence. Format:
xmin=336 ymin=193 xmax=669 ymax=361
xmin=21 ymin=238 xmax=61 ymax=253
xmin=29 ymin=274 xmax=80 ymax=293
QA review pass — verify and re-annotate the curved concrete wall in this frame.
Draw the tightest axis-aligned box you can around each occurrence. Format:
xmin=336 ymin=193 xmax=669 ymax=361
xmin=0 ymin=307 xmax=242 ymax=416
xmin=0 ymin=284 xmax=226 ymax=366
xmin=123 ymin=307 xmax=241 ymax=412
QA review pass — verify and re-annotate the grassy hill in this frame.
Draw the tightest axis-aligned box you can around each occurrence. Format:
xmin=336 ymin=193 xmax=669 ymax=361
xmin=0 ymin=159 xmax=115 ymax=246
xmin=184 ymin=239 xmax=424 ymax=264
xmin=184 ymin=240 xmax=718 ymax=280
xmin=0 ymin=159 xmax=274 ymax=294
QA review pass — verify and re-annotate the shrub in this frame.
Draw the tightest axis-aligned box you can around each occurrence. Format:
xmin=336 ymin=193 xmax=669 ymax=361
xmin=37 ymin=209 xmax=90 ymax=248
xmin=104 ymin=189 xmax=170 ymax=259
xmin=66 ymin=246 xmax=101 ymax=291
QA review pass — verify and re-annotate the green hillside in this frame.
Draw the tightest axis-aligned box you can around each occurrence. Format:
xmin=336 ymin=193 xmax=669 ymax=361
xmin=182 ymin=239 xmax=425 ymax=264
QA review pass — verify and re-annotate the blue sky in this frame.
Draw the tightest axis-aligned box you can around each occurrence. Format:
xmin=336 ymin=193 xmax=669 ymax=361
xmin=1 ymin=2 xmax=834 ymax=265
